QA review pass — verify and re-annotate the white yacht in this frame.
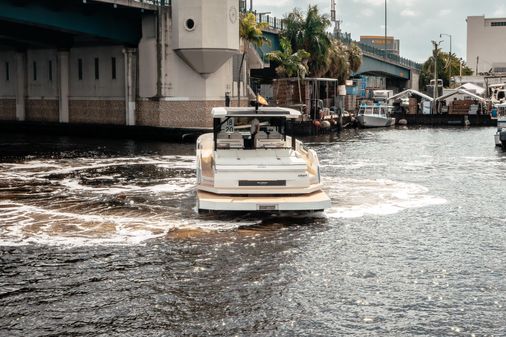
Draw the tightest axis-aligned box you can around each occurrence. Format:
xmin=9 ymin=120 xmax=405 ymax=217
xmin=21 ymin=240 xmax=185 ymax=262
xmin=195 ymin=107 xmax=331 ymax=212
xmin=357 ymin=104 xmax=396 ymax=128
xmin=495 ymin=103 xmax=506 ymax=148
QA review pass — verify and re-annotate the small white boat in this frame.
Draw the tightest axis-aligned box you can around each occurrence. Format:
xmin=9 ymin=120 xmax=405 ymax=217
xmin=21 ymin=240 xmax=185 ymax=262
xmin=357 ymin=104 xmax=396 ymax=128
xmin=495 ymin=103 xmax=506 ymax=148
xmin=195 ymin=107 xmax=331 ymax=212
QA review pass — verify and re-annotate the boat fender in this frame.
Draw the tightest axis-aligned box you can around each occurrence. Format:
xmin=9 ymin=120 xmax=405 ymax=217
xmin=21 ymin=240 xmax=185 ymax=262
xmin=313 ymin=120 xmax=321 ymax=128
xmin=321 ymin=120 xmax=331 ymax=129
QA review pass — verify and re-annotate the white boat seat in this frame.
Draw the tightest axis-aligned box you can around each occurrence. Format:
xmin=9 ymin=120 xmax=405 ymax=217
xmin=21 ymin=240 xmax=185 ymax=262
xmin=267 ymin=130 xmax=282 ymax=139
xmin=217 ymin=132 xmax=244 ymax=149
xmin=255 ymin=131 xmax=268 ymax=139
xmin=256 ymin=138 xmax=286 ymax=149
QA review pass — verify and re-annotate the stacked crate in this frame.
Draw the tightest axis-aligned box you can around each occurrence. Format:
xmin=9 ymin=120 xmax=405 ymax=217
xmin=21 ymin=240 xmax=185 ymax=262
xmin=449 ymin=100 xmax=473 ymax=115
xmin=345 ymin=95 xmax=357 ymax=112
xmin=408 ymin=97 xmax=418 ymax=114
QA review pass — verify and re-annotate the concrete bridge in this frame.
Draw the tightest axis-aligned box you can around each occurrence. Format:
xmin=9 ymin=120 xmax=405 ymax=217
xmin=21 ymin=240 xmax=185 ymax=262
xmin=0 ymin=0 xmax=243 ymax=129
xmin=255 ymin=16 xmax=421 ymax=92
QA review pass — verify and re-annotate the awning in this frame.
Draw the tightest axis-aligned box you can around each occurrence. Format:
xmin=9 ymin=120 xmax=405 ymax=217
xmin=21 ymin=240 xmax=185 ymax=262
xmin=387 ymin=89 xmax=434 ymax=102
xmin=456 ymin=83 xmax=486 ymax=95
xmin=435 ymin=89 xmax=487 ymax=102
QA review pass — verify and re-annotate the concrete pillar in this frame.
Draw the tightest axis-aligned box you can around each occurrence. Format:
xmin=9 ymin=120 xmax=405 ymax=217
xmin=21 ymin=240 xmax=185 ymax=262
xmin=15 ymin=52 xmax=26 ymax=121
xmin=57 ymin=50 xmax=70 ymax=123
xmin=156 ymin=7 xmax=170 ymax=97
xmin=123 ymin=48 xmax=137 ymax=126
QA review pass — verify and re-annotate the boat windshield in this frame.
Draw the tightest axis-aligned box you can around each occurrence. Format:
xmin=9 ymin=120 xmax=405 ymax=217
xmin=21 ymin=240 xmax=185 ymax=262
xmin=214 ymin=116 xmax=289 ymax=150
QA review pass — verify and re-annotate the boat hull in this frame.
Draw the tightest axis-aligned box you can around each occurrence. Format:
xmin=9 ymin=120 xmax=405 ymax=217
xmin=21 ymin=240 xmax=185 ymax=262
xmin=197 ymin=190 xmax=332 ymax=212
xmin=357 ymin=115 xmax=396 ymax=128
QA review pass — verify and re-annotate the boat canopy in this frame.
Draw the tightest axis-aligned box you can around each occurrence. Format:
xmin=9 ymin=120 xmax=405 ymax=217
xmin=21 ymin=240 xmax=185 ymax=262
xmin=387 ymin=89 xmax=434 ymax=102
xmin=212 ymin=107 xmax=301 ymax=119
xmin=435 ymin=89 xmax=487 ymax=102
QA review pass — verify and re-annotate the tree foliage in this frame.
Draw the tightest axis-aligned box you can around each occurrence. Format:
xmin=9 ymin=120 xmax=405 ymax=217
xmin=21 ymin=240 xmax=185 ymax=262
xmin=419 ymin=49 xmax=473 ymax=89
xmin=280 ymin=5 xmax=362 ymax=83
xmin=266 ymin=37 xmax=310 ymax=79
xmin=239 ymin=12 xmax=269 ymax=48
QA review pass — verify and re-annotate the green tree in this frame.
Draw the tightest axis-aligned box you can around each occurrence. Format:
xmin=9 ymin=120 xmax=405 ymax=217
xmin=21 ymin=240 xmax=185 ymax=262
xmin=238 ymin=12 xmax=269 ymax=104
xmin=283 ymin=5 xmax=331 ymax=77
xmin=325 ymin=40 xmax=362 ymax=84
xmin=267 ymin=37 xmax=311 ymax=102
xmin=419 ymin=50 xmax=473 ymax=90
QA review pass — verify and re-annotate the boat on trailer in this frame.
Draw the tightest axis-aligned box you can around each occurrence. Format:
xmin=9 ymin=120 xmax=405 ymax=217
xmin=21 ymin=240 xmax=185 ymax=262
xmin=356 ymin=103 xmax=396 ymax=128
xmin=495 ymin=103 xmax=506 ymax=149
xmin=195 ymin=107 xmax=331 ymax=212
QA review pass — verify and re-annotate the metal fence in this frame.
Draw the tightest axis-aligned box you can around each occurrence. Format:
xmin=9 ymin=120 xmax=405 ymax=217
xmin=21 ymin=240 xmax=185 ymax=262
xmin=339 ymin=33 xmax=422 ymax=71
xmin=255 ymin=13 xmax=285 ymax=31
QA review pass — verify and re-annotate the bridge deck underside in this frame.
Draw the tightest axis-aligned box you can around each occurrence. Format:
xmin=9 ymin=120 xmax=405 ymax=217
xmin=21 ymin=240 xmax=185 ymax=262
xmin=358 ymin=54 xmax=412 ymax=80
xmin=0 ymin=0 xmax=151 ymax=48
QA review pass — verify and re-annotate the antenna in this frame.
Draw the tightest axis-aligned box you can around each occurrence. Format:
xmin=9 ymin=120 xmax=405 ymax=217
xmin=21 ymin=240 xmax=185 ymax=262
xmin=331 ymin=0 xmax=342 ymax=38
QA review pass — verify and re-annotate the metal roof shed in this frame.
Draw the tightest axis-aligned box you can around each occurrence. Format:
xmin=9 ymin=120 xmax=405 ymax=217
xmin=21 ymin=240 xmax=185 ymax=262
xmin=388 ymin=89 xmax=434 ymax=102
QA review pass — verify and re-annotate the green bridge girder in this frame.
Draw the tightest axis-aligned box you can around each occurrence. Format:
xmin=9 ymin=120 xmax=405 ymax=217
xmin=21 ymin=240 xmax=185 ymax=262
xmin=0 ymin=0 xmax=150 ymax=46
xmin=257 ymin=31 xmax=413 ymax=81
xmin=358 ymin=54 xmax=411 ymax=80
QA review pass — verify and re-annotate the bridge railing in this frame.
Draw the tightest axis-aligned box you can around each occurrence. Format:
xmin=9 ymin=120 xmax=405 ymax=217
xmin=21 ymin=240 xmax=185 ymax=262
xmin=339 ymin=33 xmax=422 ymax=71
xmin=255 ymin=13 xmax=285 ymax=31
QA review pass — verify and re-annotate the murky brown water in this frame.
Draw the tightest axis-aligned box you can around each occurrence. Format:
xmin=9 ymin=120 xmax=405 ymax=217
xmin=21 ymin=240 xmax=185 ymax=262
xmin=1 ymin=128 xmax=505 ymax=336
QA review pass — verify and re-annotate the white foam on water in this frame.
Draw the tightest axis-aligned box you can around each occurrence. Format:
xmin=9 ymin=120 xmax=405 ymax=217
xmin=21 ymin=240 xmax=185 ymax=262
xmin=324 ymin=177 xmax=447 ymax=219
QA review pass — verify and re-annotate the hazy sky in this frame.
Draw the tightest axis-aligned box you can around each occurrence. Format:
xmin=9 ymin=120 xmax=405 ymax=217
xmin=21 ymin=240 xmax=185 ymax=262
xmin=253 ymin=0 xmax=506 ymax=64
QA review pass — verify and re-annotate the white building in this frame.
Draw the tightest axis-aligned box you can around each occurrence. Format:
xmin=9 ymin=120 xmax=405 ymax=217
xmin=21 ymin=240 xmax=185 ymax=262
xmin=467 ymin=16 xmax=506 ymax=75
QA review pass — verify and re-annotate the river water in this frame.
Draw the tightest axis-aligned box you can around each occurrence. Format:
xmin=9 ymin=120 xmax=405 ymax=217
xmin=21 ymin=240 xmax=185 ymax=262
xmin=0 ymin=127 xmax=505 ymax=336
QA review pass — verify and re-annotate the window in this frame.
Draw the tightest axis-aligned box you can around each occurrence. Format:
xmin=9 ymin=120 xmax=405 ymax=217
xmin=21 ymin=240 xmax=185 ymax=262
xmin=94 ymin=58 xmax=99 ymax=80
xmin=491 ymin=21 xmax=506 ymax=27
xmin=48 ymin=60 xmax=52 ymax=81
xmin=111 ymin=57 xmax=116 ymax=79
xmin=5 ymin=62 xmax=9 ymax=81
xmin=78 ymin=59 xmax=83 ymax=80
xmin=33 ymin=62 xmax=37 ymax=81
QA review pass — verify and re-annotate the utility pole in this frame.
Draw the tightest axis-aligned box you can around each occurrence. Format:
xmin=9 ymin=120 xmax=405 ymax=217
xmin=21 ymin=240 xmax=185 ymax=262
xmin=440 ymin=33 xmax=452 ymax=86
xmin=384 ymin=0 xmax=387 ymax=58
xmin=431 ymin=40 xmax=443 ymax=112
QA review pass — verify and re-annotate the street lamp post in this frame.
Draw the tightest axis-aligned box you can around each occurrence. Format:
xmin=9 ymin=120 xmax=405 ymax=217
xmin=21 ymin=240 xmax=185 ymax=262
xmin=431 ymin=40 xmax=443 ymax=112
xmin=440 ymin=33 xmax=452 ymax=86
xmin=384 ymin=0 xmax=387 ymax=58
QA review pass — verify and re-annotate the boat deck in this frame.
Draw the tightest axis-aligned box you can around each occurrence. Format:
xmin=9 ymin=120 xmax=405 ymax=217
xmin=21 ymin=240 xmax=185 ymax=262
xmin=197 ymin=190 xmax=331 ymax=211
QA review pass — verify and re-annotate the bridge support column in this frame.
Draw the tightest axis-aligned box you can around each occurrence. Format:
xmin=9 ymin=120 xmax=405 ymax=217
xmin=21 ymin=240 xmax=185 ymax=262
xmin=123 ymin=48 xmax=137 ymax=126
xmin=15 ymin=52 xmax=26 ymax=121
xmin=58 ymin=50 xmax=70 ymax=123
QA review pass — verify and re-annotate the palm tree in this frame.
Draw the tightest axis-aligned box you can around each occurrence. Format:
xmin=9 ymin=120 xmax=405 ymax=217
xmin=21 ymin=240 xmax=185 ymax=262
xmin=419 ymin=50 xmax=472 ymax=89
xmin=238 ymin=12 xmax=269 ymax=105
xmin=283 ymin=5 xmax=331 ymax=77
xmin=267 ymin=37 xmax=311 ymax=102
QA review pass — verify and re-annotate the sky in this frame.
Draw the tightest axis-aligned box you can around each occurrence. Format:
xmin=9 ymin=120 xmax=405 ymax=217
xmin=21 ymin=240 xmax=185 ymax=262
xmin=252 ymin=0 xmax=506 ymax=64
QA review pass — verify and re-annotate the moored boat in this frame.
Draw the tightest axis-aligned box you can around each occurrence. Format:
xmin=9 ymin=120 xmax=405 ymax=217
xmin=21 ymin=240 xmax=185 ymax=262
xmin=494 ymin=103 xmax=506 ymax=149
xmin=357 ymin=104 xmax=396 ymax=128
xmin=195 ymin=107 xmax=331 ymax=212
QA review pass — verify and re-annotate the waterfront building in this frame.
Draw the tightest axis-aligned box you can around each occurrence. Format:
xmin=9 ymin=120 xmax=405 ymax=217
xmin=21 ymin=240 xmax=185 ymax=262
xmin=467 ymin=16 xmax=506 ymax=75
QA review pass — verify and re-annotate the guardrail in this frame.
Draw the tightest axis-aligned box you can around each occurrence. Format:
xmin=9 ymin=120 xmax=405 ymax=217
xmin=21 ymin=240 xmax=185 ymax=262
xmin=338 ymin=33 xmax=422 ymax=71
